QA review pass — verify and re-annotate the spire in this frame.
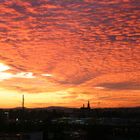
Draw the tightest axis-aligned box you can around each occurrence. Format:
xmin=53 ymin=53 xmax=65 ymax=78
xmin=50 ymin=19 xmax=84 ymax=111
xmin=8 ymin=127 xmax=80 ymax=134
xmin=83 ymin=104 xmax=85 ymax=108
xmin=87 ymin=100 xmax=90 ymax=109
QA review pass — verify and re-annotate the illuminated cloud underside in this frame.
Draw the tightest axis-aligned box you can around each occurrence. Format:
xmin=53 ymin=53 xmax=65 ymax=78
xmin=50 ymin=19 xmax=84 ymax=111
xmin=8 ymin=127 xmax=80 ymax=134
xmin=0 ymin=0 xmax=139 ymax=108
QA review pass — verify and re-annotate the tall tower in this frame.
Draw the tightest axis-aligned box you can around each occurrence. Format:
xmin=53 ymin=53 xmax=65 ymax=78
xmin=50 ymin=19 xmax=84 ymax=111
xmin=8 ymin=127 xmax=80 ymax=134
xmin=87 ymin=100 xmax=90 ymax=109
xmin=21 ymin=95 xmax=25 ymax=133
xmin=22 ymin=94 xmax=24 ymax=109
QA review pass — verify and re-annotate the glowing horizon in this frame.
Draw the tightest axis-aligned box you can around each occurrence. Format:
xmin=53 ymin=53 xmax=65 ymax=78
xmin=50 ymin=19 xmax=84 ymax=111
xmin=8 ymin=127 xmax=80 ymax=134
xmin=0 ymin=0 xmax=139 ymax=108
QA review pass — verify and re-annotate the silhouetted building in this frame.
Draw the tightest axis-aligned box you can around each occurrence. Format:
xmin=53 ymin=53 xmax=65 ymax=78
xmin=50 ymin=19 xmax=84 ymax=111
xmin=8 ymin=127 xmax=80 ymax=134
xmin=81 ymin=101 xmax=91 ymax=110
xmin=87 ymin=100 xmax=91 ymax=109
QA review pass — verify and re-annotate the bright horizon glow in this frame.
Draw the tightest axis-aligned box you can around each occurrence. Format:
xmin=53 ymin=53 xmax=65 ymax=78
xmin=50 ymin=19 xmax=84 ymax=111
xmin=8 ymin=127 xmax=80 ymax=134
xmin=41 ymin=74 xmax=53 ymax=77
xmin=0 ymin=63 xmax=10 ymax=72
xmin=0 ymin=63 xmax=36 ymax=81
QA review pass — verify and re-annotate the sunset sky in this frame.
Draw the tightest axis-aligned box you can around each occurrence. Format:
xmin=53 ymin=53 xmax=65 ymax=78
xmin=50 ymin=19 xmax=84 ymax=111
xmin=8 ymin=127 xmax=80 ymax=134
xmin=0 ymin=0 xmax=139 ymax=108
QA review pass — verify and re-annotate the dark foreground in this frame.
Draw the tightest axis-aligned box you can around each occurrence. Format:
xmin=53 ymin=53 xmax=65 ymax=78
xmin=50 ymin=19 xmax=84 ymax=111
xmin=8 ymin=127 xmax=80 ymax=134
xmin=0 ymin=107 xmax=140 ymax=140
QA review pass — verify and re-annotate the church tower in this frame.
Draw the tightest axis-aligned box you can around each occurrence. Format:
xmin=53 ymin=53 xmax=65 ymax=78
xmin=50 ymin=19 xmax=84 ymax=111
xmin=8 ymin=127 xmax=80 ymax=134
xmin=87 ymin=100 xmax=91 ymax=109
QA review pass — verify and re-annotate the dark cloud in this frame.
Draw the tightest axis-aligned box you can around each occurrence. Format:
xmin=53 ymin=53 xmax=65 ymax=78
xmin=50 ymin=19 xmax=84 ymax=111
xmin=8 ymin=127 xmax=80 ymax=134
xmin=98 ymin=82 xmax=140 ymax=90
xmin=9 ymin=3 xmax=27 ymax=14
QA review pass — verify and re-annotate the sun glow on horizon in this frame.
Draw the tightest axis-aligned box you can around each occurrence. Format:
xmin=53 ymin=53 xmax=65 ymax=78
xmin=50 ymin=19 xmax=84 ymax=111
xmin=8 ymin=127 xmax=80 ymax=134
xmin=0 ymin=63 xmax=36 ymax=81
xmin=0 ymin=63 xmax=10 ymax=72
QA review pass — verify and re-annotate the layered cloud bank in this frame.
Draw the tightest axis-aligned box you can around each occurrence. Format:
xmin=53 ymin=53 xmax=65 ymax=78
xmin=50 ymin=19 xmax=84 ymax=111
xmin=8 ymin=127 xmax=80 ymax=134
xmin=0 ymin=0 xmax=139 ymax=108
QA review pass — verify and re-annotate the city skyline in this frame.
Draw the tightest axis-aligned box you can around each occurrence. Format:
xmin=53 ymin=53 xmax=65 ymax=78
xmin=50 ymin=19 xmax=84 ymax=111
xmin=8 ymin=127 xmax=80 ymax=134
xmin=0 ymin=0 xmax=139 ymax=108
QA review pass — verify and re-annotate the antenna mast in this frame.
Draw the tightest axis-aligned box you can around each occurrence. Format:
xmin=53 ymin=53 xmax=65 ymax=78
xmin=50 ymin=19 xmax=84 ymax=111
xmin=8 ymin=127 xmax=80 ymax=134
xmin=22 ymin=94 xmax=24 ymax=109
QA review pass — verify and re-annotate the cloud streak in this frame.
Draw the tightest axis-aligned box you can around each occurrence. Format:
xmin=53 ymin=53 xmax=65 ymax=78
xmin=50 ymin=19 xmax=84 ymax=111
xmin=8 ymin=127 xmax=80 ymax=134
xmin=97 ymin=82 xmax=140 ymax=90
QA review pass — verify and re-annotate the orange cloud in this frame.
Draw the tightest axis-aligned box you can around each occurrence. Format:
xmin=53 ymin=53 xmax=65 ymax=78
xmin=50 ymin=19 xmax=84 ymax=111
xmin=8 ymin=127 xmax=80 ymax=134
xmin=0 ymin=0 xmax=139 ymax=108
